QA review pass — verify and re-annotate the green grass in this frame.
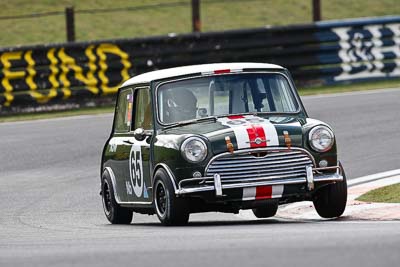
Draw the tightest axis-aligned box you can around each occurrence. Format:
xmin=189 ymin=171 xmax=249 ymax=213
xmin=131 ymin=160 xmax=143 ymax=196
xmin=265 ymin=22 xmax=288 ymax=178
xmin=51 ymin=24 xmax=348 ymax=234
xmin=0 ymin=0 xmax=399 ymax=47
xmin=357 ymin=183 xmax=400 ymax=203
xmin=0 ymin=1 xmax=398 ymax=121
xmin=0 ymin=105 xmax=114 ymax=123
xmin=298 ymin=78 xmax=400 ymax=95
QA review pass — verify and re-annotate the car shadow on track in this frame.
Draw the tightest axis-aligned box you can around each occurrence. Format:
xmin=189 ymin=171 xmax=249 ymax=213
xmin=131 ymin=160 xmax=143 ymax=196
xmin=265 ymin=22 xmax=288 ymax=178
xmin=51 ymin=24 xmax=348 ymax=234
xmin=110 ymin=217 xmax=345 ymax=228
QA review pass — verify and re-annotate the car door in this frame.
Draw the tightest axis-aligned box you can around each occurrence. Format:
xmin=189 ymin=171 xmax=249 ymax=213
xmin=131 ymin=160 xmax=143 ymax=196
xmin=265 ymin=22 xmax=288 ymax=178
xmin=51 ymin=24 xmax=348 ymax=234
xmin=127 ymin=87 xmax=153 ymax=203
xmin=108 ymin=87 xmax=135 ymax=203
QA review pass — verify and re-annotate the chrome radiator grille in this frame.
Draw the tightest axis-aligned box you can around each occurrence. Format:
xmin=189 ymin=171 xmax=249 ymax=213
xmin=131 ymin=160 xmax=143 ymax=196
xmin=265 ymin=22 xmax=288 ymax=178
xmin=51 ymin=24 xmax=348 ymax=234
xmin=205 ymin=149 xmax=313 ymax=184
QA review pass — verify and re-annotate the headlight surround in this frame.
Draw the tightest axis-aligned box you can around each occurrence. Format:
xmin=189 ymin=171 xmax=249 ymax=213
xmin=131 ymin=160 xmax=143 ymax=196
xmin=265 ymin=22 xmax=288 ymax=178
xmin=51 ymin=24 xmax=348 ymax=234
xmin=308 ymin=126 xmax=335 ymax=152
xmin=181 ymin=137 xmax=208 ymax=163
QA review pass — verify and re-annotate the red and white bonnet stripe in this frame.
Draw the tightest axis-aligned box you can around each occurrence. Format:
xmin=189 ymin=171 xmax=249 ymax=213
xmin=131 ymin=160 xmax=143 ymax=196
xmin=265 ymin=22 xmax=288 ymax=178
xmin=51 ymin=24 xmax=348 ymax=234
xmin=217 ymin=115 xmax=279 ymax=149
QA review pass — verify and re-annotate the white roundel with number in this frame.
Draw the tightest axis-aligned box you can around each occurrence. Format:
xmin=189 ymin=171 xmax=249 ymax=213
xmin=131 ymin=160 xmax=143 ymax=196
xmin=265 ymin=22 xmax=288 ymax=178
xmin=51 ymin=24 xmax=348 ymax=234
xmin=129 ymin=144 xmax=143 ymax=197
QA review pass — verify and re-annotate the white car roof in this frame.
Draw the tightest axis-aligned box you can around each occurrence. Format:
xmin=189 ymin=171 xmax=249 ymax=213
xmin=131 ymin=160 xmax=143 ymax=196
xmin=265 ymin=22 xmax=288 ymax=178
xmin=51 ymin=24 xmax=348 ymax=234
xmin=121 ymin=62 xmax=284 ymax=87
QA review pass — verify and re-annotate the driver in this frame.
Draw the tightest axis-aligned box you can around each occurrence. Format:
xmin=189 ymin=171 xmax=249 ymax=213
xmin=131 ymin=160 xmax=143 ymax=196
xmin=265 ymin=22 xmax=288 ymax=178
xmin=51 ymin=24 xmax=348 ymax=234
xmin=164 ymin=88 xmax=197 ymax=123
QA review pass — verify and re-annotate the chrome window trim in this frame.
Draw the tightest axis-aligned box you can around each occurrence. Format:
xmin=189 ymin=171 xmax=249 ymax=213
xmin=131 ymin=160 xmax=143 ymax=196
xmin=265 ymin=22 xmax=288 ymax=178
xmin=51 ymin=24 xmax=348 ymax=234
xmin=154 ymin=71 xmax=303 ymax=127
xmin=113 ymin=86 xmax=151 ymax=135
xmin=114 ymin=87 xmax=134 ymax=134
xmin=130 ymin=86 xmax=152 ymax=133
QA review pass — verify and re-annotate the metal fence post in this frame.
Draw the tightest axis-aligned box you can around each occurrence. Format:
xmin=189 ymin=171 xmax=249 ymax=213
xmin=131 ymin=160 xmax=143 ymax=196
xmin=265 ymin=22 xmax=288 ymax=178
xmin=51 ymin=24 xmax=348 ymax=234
xmin=192 ymin=0 xmax=201 ymax=32
xmin=65 ymin=6 xmax=75 ymax=42
xmin=312 ymin=0 xmax=321 ymax=22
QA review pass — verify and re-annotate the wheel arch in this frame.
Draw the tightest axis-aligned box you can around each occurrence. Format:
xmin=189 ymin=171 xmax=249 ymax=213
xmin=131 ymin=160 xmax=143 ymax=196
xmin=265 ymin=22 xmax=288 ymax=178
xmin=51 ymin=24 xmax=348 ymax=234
xmin=152 ymin=163 xmax=179 ymax=194
xmin=102 ymin=167 xmax=122 ymax=203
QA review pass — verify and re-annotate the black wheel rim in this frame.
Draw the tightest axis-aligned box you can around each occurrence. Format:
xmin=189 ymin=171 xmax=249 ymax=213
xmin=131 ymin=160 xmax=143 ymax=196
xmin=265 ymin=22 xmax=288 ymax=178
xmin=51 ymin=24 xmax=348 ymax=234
xmin=156 ymin=182 xmax=167 ymax=216
xmin=102 ymin=181 xmax=112 ymax=215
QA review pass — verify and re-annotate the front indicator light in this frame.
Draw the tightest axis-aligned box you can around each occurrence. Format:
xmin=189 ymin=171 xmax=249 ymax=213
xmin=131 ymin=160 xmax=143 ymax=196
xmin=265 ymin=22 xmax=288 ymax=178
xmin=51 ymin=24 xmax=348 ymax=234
xmin=319 ymin=159 xmax=328 ymax=168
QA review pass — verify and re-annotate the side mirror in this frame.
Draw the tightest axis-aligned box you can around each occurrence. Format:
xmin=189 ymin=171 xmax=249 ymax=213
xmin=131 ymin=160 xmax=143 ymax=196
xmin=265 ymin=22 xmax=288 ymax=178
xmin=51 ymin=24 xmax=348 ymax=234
xmin=133 ymin=128 xmax=152 ymax=141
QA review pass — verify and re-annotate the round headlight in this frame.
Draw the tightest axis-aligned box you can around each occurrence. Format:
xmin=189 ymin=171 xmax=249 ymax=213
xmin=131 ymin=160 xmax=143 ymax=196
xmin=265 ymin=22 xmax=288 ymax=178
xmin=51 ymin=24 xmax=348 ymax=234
xmin=308 ymin=126 xmax=334 ymax=152
xmin=181 ymin=137 xmax=207 ymax=163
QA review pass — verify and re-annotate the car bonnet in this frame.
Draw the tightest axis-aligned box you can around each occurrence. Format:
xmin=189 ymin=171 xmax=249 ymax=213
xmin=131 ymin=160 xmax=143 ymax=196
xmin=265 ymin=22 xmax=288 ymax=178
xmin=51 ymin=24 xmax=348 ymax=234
xmin=160 ymin=114 xmax=305 ymax=155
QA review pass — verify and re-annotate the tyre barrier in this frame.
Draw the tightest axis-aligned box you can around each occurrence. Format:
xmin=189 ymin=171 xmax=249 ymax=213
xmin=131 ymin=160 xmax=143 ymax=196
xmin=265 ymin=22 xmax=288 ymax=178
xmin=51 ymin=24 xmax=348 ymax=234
xmin=0 ymin=16 xmax=399 ymax=109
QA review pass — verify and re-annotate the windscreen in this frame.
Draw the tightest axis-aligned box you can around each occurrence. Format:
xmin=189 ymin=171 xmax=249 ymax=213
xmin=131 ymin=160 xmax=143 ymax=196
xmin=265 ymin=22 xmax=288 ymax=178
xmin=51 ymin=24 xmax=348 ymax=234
xmin=157 ymin=73 xmax=299 ymax=124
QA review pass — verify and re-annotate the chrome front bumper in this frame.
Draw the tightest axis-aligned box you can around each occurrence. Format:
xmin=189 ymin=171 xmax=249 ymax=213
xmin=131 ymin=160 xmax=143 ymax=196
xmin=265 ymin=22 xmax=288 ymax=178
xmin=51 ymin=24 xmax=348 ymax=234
xmin=175 ymin=165 xmax=343 ymax=196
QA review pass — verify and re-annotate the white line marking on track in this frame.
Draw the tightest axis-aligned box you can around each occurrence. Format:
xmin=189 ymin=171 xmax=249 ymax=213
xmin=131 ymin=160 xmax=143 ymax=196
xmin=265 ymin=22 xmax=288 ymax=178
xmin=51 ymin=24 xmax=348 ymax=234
xmin=0 ymin=113 xmax=113 ymax=126
xmin=348 ymin=169 xmax=400 ymax=187
xmin=302 ymin=87 xmax=400 ymax=100
xmin=236 ymin=170 xmax=400 ymax=222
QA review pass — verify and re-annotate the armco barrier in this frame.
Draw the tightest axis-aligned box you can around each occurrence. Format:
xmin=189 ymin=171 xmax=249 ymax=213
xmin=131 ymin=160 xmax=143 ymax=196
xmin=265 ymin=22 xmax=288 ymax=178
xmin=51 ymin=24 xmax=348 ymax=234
xmin=0 ymin=16 xmax=399 ymax=109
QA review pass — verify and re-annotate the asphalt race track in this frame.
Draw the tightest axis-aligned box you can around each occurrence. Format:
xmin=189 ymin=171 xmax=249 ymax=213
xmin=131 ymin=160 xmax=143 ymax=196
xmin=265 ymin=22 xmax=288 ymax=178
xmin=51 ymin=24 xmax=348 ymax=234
xmin=1 ymin=89 xmax=399 ymax=267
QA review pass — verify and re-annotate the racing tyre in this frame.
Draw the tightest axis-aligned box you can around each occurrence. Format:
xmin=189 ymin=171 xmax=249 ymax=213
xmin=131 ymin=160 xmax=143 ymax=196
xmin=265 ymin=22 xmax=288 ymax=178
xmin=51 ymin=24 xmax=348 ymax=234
xmin=101 ymin=171 xmax=133 ymax=224
xmin=154 ymin=169 xmax=189 ymax=226
xmin=252 ymin=200 xmax=279 ymax=218
xmin=313 ymin=163 xmax=347 ymax=218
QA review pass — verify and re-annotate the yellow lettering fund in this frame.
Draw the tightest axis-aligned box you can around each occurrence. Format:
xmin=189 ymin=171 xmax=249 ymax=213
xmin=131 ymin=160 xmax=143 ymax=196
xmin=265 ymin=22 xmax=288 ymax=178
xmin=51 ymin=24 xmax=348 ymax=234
xmin=96 ymin=44 xmax=131 ymax=95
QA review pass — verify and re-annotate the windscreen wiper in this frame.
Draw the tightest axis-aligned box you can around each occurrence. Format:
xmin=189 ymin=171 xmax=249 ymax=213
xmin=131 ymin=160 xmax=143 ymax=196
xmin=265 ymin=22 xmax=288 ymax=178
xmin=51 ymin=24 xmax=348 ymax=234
xmin=163 ymin=116 xmax=217 ymax=130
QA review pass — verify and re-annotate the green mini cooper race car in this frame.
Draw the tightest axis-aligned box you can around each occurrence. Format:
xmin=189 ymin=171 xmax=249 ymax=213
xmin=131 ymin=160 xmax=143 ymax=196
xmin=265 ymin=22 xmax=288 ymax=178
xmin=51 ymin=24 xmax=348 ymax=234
xmin=100 ymin=63 xmax=347 ymax=225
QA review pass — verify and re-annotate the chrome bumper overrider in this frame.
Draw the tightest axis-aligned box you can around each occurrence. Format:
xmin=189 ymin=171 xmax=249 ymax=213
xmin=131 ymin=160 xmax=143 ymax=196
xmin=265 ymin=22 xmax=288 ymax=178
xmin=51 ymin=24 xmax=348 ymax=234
xmin=175 ymin=165 xmax=343 ymax=196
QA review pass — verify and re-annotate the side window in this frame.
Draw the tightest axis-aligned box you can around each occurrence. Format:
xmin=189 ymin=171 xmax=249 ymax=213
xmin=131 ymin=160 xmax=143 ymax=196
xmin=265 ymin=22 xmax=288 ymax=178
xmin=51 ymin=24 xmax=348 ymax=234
xmin=114 ymin=89 xmax=133 ymax=133
xmin=134 ymin=89 xmax=153 ymax=130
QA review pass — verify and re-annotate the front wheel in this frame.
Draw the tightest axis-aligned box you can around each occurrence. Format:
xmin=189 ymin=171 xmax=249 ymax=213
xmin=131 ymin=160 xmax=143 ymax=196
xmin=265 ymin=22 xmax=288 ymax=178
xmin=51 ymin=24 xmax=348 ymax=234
xmin=154 ymin=169 xmax=189 ymax=226
xmin=313 ymin=163 xmax=347 ymax=218
xmin=101 ymin=171 xmax=133 ymax=224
